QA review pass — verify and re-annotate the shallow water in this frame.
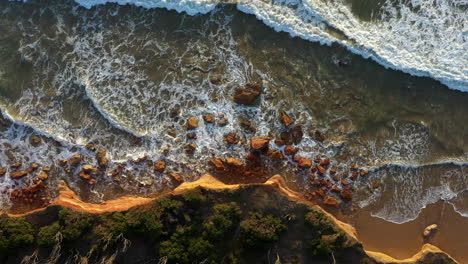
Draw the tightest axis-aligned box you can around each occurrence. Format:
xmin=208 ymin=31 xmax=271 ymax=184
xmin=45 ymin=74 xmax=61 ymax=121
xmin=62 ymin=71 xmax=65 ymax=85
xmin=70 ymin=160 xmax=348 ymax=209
xmin=0 ymin=0 xmax=467 ymax=226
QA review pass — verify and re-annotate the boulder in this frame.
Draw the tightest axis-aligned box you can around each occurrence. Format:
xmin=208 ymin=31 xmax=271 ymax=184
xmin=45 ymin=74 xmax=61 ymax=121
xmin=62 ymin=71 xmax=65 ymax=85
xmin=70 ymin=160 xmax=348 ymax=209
xmin=226 ymin=157 xmax=243 ymax=168
xmin=10 ymin=170 xmax=28 ymax=179
xmin=250 ymin=137 xmax=272 ymax=150
xmin=340 ymin=189 xmax=353 ymax=201
xmin=154 ymin=160 xmax=166 ymax=172
xmin=209 ymin=157 xmax=226 ymax=172
xmin=298 ymin=157 xmax=312 ymax=168
xmin=280 ymin=111 xmax=294 ymax=127
xmin=233 ymin=82 xmax=263 ymax=105
xmin=290 ymin=125 xmax=303 ymax=144
xmin=323 ymin=196 xmax=340 ymax=208
xmin=225 ymin=133 xmax=239 ymax=144
xmin=68 ymin=154 xmax=82 ymax=167
xmin=169 ymin=172 xmax=183 ymax=183
xmin=187 ymin=116 xmax=199 ymax=130
xmin=30 ymin=135 xmax=42 ymax=146
xmin=37 ymin=171 xmax=48 ymax=181
xmin=284 ymin=145 xmax=299 ymax=156
xmin=203 ymin=114 xmax=215 ymax=123
xmin=423 ymin=224 xmax=438 ymax=237
xmin=96 ymin=148 xmax=109 ymax=168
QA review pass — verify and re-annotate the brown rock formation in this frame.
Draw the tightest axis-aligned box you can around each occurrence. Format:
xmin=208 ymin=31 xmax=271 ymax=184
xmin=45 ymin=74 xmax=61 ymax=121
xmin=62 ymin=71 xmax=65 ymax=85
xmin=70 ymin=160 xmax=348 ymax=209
xmin=250 ymin=136 xmax=272 ymax=150
xmin=233 ymin=82 xmax=263 ymax=105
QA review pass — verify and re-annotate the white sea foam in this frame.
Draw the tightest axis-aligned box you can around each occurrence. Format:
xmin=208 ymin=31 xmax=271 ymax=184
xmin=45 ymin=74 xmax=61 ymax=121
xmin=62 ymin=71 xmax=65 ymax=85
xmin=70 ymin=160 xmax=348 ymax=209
xmin=74 ymin=0 xmax=467 ymax=91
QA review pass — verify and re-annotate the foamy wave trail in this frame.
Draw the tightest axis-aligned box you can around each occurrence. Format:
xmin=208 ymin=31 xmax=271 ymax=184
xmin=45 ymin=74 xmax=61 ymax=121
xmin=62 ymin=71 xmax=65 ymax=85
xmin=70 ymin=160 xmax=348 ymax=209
xmin=74 ymin=0 xmax=467 ymax=91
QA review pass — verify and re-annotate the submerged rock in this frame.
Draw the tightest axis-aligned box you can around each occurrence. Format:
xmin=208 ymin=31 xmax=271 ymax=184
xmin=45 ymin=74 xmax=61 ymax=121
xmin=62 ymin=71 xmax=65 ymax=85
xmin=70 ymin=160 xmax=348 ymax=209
xmin=30 ymin=135 xmax=42 ymax=146
xmin=284 ymin=145 xmax=299 ymax=156
xmin=169 ymin=172 xmax=183 ymax=183
xmin=290 ymin=125 xmax=303 ymax=144
xmin=298 ymin=157 xmax=312 ymax=168
xmin=96 ymin=148 xmax=109 ymax=168
xmin=203 ymin=114 xmax=215 ymax=123
xmin=0 ymin=168 xmax=6 ymax=176
xmin=37 ymin=171 xmax=48 ymax=181
xmin=68 ymin=154 xmax=82 ymax=167
xmin=340 ymin=189 xmax=353 ymax=201
xmin=154 ymin=160 xmax=166 ymax=173
xmin=225 ymin=133 xmax=239 ymax=145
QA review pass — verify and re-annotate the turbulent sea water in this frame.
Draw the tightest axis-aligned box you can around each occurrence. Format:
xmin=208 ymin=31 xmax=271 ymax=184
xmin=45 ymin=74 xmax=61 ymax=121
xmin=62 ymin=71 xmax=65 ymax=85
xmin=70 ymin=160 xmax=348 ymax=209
xmin=0 ymin=0 xmax=467 ymax=224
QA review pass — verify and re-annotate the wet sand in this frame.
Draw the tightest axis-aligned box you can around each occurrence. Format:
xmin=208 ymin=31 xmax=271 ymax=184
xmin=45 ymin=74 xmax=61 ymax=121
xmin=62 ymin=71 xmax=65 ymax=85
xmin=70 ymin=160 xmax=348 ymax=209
xmin=336 ymin=201 xmax=468 ymax=263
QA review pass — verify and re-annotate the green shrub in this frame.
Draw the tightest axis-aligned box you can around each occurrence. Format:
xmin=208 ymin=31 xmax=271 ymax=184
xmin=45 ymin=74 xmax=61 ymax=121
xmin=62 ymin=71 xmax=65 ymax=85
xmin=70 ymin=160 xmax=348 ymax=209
xmin=305 ymin=211 xmax=335 ymax=235
xmin=127 ymin=211 xmax=162 ymax=238
xmin=240 ymin=212 xmax=286 ymax=247
xmin=0 ymin=216 xmax=34 ymax=251
xmin=95 ymin=212 xmax=129 ymax=242
xmin=58 ymin=208 xmax=94 ymax=241
xmin=182 ymin=188 xmax=207 ymax=207
xmin=157 ymin=197 xmax=183 ymax=213
xmin=37 ymin=222 xmax=61 ymax=247
xmin=203 ymin=202 xmax=241 ymax=240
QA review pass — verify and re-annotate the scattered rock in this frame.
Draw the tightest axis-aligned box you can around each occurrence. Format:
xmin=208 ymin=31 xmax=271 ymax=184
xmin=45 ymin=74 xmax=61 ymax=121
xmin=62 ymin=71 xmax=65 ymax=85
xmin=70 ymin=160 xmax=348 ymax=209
xmin=187 ymin=116 xmax=199 ymax=130
xmin=314 ymin=130 xmax=325 ymax=142
xmin=350 ymin=171 xmax=359 ymax=180
xmin=290 ymin=125 xmax=303 ymax=144
xmin=10 ymin=170 xmax=28 ymax=179
xmin=284 ymin=145 xmax=299 ymax=156
xmin=85 ymin=143 xmax=97 ymax=152
xmin=203 ymin=114 xmax=215 ymax=123
xmin=30 ymin=135 xmax=42 ymax=146
xmin=187 ymin=132 xmax=197 ymax=140
xmin=226 ymin=157 xmax=243 ymax=168
xmin=225 ymin=133 xmax=239 ymax=144
xmin=154 ymin=160 xmax=166 ymax=173
xmin=30 ymin=163 xmax=40 ymax=171
xmin=314 ymin=156 xmax=321 ymax=163
xmin=280 ymin=131 xmax=293 ymax=145
xmin=269 ymin=150 xmax=284 ymax=161
xmin=210 ymin=77 xmax=222 ymax=85
xmin=0 ymin=168 xmax=6 ymax=176
xmin=210 ymin=157 xmax=226 ymax=172
xmin=218 ymin=119 xmax=229 ymax=126
xmin=317 ymin=165 xmax=326 ymax=175
xmin=280 ymin=111 xmax=294 ymax=127
xmin=233 ymin=82 xmax=263 ymax=105
xmin=96 ymin=148 xmax=109 ymax=168
xmin=37 ymin=171 xmax=48 ymax=181
xmin=340 ymin=189 xmax=353 ymax=201
xmin=319 ymin=159 xmax=330 ymax=167
xmin=331 ymin=187 xmax=341 ymax=193
xmin=341 ymin=179 xmax=350 ymax=186
xmin=298 ymin=157 xmax=312 ymax=168
xmin=186 ymin=143 xmax=196 ymax=154
xmin=42 ymin=167 xmax=51 ymax=172
xmin=82 ymin=164 xmax=96 ymax=172
xmin=79 ymin=171 xmax=91 ymax=180
xmin=68 ymin=154 xmax=82 ymax=167
xmin=274 ymin=139 xmax=285 ymax=147
xmin=169 ymin=172 xmax=183 ymax=183
xmin=250 ymin=137 xmax=272 ymax=150
xmin=323 ymin=196 xmax=340 ymax=208
xmin=167 ymin=130 xmax=177 ymax=138
xmin=11 ymin=162 xmax=21 ymax=169
xmin=350 ymin=164 xmax=359 ymax=170
xmin=360 ymin=170 xmax=369 ymax=176
xmin=59 ymin=159 xmax=68 ymax=166
xmin=329 ymin=168 xmax=337 ymax=175
xmin=423 ymin=224 xmax=438 ymax=237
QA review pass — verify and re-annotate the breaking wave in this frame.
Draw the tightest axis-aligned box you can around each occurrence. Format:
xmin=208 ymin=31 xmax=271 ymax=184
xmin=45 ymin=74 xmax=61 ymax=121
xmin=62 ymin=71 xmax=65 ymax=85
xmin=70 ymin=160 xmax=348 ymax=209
xmin=74 ymin=0 xmax=468 ymax=91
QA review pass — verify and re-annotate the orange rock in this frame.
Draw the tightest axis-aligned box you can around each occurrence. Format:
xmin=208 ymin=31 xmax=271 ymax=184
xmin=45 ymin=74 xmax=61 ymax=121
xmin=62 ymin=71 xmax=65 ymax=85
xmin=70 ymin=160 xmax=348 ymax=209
xmin=298 ymin=157 xmax=312 ymax=168
xmin=203 ymin=114 xmax=215 ymax=123
xmin=154 ymin=160 xmax=166 ymax=172
xmin=30 ymin=163 xmax=40 ymax=171
xmin=320 ymin=159 xmax=330 ymax=167
xmin=350 ymin=171 xmax=358 ymax=180
xmin=187 ymin=116 xmax=199 ymax=130
xmin=11 ymin=162 xmax=21 ymax=169
xmin=169 ymin=172 xmax=183 ymax=183
xmin=218 ymin=119 xmax=228 ymax=126
xmin=313 ymin=156 xmax=321 ymax=163
xmin=185 ymin=143 xmax=196 ymax=154
xmin=225 ymin=133 xmax=239 ymax=144
xmin=59 ymin=159 xmax=68 ymax=166
xmin=284 ymin=145 xmax=299 ymax=156
xmin=311 ymin=166 xmax=318 ymax=173
xmin=323 ymin=196 xmax=340 ymax=208
xmin=10 ymin=170 xmax=28 ymax=179
xmin=209 ymin=157 xmax=226 ymax=172
xmin=315 ymin=189 xmax=326 ymax=197
xmin=341 ymin=179 xmax=350 ymax=186
xmin=329 ymin=168 xmax=337 ymax=175
xmin=293 ymin=155 xmax=301 ymax=162
xmin=274 ymin=139 xmax=285 ymax=147
xmin=226 ymin=157 xmax=243 ymax=168
xmin=68 ymin=154 xmax=82 ymax=167
xmin=0 ymin=168 xmax=6 ymax=176
xmin=360 ymin=170 xmax=369 ymax=176
xmin=350 ymin=164 xmax=359 ymax=170
xmin=250 ymin=137 xmax=272 ymax=150
xmin=37 ymin=171 xmax=48 ymax=181
xmin=233 ymin=82 xmax=263 ymax=105
xmin=96 ymin=148 xmax=109 ymax=168
xmin=280 ymin=111 xmax=294 ymax=127
xmin=317 ymin=165 xmax=326 ymax=175
xmin=79 ymin=171 xmax=91 ymax=180
xmin=269 ymin=150 xmax=284 ymax=161
xmin=187 ymin=132 xmax=197 ymax=139
xmin=340 ymin=189 xmax=353 ymax=201
xmin=331 ymin=187 xmax=341 ymax=193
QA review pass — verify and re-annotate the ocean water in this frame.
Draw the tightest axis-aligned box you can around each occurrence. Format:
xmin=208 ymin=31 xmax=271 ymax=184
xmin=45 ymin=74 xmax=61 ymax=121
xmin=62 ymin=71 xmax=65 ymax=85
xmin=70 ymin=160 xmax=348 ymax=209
xmin=0 ymin=0 xmax=467 ymax=224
